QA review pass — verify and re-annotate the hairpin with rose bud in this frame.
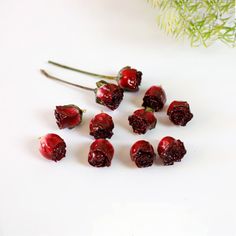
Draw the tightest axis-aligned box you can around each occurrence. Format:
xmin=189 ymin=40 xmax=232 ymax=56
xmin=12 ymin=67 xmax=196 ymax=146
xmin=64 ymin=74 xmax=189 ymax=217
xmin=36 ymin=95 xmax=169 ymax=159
xmin=40 ymin=69 xmax=124 ymax=111
xmin=48 ymin=61 xmax=142 ymax=91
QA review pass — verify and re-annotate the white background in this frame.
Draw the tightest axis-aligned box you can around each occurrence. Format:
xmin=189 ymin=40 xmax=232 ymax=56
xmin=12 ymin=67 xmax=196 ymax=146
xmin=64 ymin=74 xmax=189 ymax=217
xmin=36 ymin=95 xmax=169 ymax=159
xmin=0 ymin=0 xmax=236 ymax=235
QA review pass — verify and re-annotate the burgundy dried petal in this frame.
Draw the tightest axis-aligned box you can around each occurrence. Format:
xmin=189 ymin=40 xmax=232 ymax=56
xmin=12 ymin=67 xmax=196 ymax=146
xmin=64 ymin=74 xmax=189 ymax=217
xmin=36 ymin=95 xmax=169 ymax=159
xmin=88 ymin=139 xmax=114 ymax=167
xmin=130 ymin=140 xmax=156 ymax=167
xmin=142 ymin=86 xmax=166 ymax=111
xmin=39 ymin=133 xmax=66 ymax=162
xmin=117 ymin=66 xmax=142 ymax=91
xmin=128 ymin=108 xmax=157 ymax=134
xmin=96 ymin=81 xmax=124 ymax=110
xmin=55 ymin=104 xmax=83 ymax=129
xmin=158 ymin=136 xmax=186 ymax=165
xmin=167 ymin=101 xmax=193 ymax=126
xmin=89 ymin=112 xmax=114 ymax=139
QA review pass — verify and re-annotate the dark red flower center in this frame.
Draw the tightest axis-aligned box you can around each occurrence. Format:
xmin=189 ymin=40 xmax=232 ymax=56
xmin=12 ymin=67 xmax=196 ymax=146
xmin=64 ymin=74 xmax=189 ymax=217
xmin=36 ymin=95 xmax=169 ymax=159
xmin=143 ymin=95 xmax=165 ymax=111
xmin=106 ymin=88 xmax=124 ymax=110
xmin=161 ymin=141 xmax=186 ymax=165
xmin=88 ymin=150 xmax=111 ymax=167
xmin=90 ymin=127 xmax=113 ymax=139
xmin=133 ymin=150 xmax=155 ymax=167
xmin=52 ymin=142 xmax=66 ymax=162
xmin=128 ymin=115 xmax=148 ymax=134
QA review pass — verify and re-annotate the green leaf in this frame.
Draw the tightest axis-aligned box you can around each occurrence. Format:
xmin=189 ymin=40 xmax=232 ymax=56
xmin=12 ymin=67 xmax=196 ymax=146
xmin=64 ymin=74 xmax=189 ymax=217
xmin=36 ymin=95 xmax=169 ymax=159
xmin=148 ymin=0 xmax=236 ymax=47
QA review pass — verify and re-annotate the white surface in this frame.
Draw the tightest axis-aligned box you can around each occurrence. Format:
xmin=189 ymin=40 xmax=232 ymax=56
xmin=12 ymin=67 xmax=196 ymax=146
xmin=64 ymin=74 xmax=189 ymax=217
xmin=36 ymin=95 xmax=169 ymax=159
xmin=0 ymin=0 xmax=236 ymax=235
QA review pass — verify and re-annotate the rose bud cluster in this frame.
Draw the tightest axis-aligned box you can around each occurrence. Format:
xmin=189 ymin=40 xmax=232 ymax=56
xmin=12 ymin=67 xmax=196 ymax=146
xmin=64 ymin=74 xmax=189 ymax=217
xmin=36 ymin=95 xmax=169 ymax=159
xmin=142 ymin=85 xmax=166 ymax=111
xmin=157 ymin=136 xmax=186 ymax=165
xmin=89 ymin=112 xmax=114 ymax=139
xmin=130 ymin=140 xmax=156 ymax=168
xmin=167 ymin=101 xmax=193 ymax=126
xmin=55 ymin=104 xmax=84 ymax=129
xmin=95 ymin=80 xmax=124 ymax=111
xmin=88 ymin=139 xmax=114 ymax=167
xmin=128 ymin=108 xmax=157 ymax=134
xmin=117 ymin=66 xmax=142 ymax=91
xmin=39 ymin=133 xmax=66 ymax=162
xmin=38 ymin=62 xmax=193 ymax=168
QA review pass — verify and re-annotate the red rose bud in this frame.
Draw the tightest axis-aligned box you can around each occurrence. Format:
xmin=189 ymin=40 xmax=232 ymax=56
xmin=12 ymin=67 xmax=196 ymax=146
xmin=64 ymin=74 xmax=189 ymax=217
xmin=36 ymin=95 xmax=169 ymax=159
xmin=55 ymin=104 xmax=84 ymax=129
xmin=142 ymin=86 xmax=166 ymax=111
xmin=130 ymin=140 xmax=156 ymax=168
xmin=40 ymin=70 xmax=124 ymax=111
xmin=128 ymin=108 xmax=157 ymax=134
xmin=167 ymin=101 xmax=193 ymax=126
xmin=117 ymin=66 xmax=142 ymax=91
xmin=47 ymin=61 xmax=142 ymax=92
xmin=39 ymin=133 xmax=66 ymax=162
xmin=95 ymin=80 xmax=124 ymax=110
xmin=89 ymin=112 xmax=114 ymax=139
xmin=158 ymin=136 xmax=186 ymax=165
xmin=88 ymin=139 xmax=114 ymax=167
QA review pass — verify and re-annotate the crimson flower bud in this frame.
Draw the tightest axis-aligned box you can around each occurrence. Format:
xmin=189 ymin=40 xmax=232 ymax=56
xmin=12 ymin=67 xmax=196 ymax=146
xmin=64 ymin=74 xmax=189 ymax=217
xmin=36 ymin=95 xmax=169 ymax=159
xmin=89 ymin=112 xmax=114 ymax=139
xmin=88 ymin=139 xmax=114 ymax=167
xmin=130 ymin=140 xmax=156 ymax=167
xmin=158 ymin=136 xmax=186 ymax=165
xmin=95 ymin=80 xmax=124 ymax=110
xmin=117 ymin=66 xmax=142 ymax=91
xmin=55 ymin=104 xmax=84 ymax=129
xmin=167 ymin=101 xmax=193 ymax=126
xmin=128 ymin=108 xmax=157 ymax=134
xmin=142 ymin=85 xmax=166 ymax=111
xmin=39 ymin=133 xmax=66 ymax=162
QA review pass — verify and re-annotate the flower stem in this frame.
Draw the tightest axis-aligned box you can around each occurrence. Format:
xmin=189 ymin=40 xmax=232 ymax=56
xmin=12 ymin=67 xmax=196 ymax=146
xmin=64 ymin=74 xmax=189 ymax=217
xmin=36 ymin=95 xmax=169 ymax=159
xmin=40 ymin=69 xmax=95 ymax=92
xmin=48 ymin=60 xmax=117 ymax=80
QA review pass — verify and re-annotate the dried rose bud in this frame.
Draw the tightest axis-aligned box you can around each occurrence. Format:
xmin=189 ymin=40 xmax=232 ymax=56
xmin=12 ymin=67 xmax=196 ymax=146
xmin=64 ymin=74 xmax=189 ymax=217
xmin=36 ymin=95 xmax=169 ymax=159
xmin=117 ymin=66 xmax=142 ymax=91
xmin=142 ymin=85 xmax=166 ymax=111
xmin=55 ymin=105 xmax=84 ymax=129
xmin=88 ymin=139 xmax=114 ymax=167
xmin=47 ymin=61 xmax=142 ymax=92
xmin=158 ymin=136 xmax=186 ymax=165
xmin=130 ymin=140 xmax=156 ymax=167
xmin=89 ymin=112 xmax=114 ymax=139
xmin=128 ymin=108 xmax=157 ymax=134
xmin=167 ymin=101 xmax=193 ymax=126
xmin=39 ymin=133 xmax=66 ymax=162
xmin=95 ymin=80 xmax=124 ymax=110
xmin=40 ymin=70 xmax=124 ymax=112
